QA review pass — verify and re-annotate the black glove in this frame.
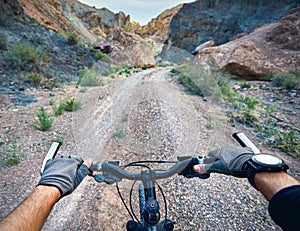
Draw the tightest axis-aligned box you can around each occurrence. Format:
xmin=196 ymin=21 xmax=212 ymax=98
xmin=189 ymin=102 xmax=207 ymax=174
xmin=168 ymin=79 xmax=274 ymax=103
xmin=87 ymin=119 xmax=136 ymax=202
xmin=38 ymin=156 xmax=89 ymax=198
xmin=204 ymin=146 xmax=254 ymax=177
xmin=179 ymin=157 xmax=210 ymax=179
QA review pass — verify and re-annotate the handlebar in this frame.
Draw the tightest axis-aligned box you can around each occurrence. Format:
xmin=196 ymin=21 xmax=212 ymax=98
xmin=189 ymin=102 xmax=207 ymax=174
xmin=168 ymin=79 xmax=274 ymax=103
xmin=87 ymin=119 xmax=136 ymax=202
xmin=90 ymin=157 xmax=201 ymax=184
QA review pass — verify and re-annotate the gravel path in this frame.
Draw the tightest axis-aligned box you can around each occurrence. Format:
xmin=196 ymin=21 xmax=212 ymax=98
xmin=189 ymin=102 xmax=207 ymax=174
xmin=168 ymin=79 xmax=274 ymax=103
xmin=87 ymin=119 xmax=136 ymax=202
xmin=1 ymin=67 xmax=296 ymax=230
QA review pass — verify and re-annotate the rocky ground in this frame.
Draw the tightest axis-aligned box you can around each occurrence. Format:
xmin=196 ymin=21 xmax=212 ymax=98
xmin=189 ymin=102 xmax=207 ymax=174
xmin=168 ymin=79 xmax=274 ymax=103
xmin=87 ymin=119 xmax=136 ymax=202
xmin=0 ymin=66 xmax=299 ymax=230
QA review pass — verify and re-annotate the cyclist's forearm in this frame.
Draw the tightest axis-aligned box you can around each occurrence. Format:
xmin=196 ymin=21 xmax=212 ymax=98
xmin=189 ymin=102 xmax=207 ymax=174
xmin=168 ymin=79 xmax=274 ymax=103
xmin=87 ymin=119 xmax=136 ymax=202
xmin=0 ymin=185 xmax=60 ymax=231
xmin=254 ymin=171 xmax=300 ymax=201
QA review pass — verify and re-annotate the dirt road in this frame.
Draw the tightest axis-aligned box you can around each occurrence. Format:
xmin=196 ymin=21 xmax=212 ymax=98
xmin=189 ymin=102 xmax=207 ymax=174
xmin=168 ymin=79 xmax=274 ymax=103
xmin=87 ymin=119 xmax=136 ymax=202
xmin=1 ymin=67 xmax=282 ymax=230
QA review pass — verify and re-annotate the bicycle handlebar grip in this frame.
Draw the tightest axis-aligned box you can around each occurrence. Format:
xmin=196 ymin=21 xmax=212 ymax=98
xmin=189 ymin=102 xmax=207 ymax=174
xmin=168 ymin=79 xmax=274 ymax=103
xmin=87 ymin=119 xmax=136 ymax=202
xmin=233 ymin=132 xmax=260 ymax=154
xmin=40 ymin=141 xmax=61 ymax=175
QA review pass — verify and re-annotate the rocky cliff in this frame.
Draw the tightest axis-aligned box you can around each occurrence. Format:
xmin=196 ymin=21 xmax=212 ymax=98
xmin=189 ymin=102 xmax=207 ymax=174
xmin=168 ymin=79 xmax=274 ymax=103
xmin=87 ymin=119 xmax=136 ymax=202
xmin=16 ymin=0 xmax=137 ymax=42
xmin=134 ymin=4 xmax=183 ymax=42
xmin=169 ymin=0 xmax=300 ymax=53
xmin=194 ymin=7 xmax=300 ymax=79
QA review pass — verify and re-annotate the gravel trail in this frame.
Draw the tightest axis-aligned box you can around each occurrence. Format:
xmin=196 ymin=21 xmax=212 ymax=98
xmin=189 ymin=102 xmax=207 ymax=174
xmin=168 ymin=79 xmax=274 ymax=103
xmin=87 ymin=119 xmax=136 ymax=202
xmin=43 ymin=67 xmax=280 ymax=230
xmin=0 ymin=67 xmax=289 ymax=230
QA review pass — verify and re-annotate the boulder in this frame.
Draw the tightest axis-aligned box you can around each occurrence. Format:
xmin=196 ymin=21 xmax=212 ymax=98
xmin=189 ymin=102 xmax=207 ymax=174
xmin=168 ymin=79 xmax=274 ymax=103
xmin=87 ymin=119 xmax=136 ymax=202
xmin=104 ymin=28 xmax=155 ymax=68
xmin=194 ymin=7 xmax=300 ymax=80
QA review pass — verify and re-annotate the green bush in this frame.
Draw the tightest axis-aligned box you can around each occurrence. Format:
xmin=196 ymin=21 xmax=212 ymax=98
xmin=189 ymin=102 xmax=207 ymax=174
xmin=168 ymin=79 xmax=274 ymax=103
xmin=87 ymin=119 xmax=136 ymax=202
xmin=20 ymin=72 xmax=43 ymax=86
xmin=171 ymin=64 xmax=232 ymax=99
xmin=279 ymin=130 xmax=300 ymax=158
xmin=240 ymin=81 xmax=251 ymax=89
xmin=77 ymin=68 xmax=103 ymax=87
xmin=95 ymin=51 xmax=106 ymax=60
xmin=272 ymin=72 xmax=300 ymax=90
xmin=49 ymin=99 xmax=64 ymax=116
xmin=60 ymin=96 xmax=81 ymax=111
xmin=67 ymin=33 xmax=79 ymax=45
xmin=34 ymin=107 xmax=54 ymax=131
xmin=113 ymin=127 xmax=127 ymax=138
xmin=238 ymin=95 xmax=259 ymax=110
xmin=177 ymin=72 xmax=203 ymax=96
xmin=4 ymin=44 xmax=46 ymax=71
xmin=0 ymin=136 xmax=22 ymax=167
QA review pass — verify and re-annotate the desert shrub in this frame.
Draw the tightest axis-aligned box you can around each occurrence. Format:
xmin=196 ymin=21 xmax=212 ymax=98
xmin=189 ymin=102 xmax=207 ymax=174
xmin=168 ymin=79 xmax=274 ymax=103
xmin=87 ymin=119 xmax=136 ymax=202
xmin=118 ymin=66 xmax=132 ymax=77
xmin=272 ymin=72 xmax=300 ymax=90
xmin=177 ymin=71 xmax=203 ymax=96
xmin=229 ymin=95 xmax=260 ymax=126
xmin=0 ymin=136 xmax=22 ymax=167
xmin=279 ymin=130 xmax=300 ymax=158
xmin=60 ymin=96 xmax=81 ymax=111
xmin=34 ymin=107 xmax=54 ymax=131
xmin=113 ymin=127 xmax=127 ymax=138
xmin=19 ymin=72 xmax=43 ymax=86
xmin=49 ymin=99 xmax=64 ymax=116
xmin=171 ymin=64 xmax=231 ymax=98
xmin=67 ymin=33 xmax=79 ymax=45
xmin=77 ymin=68 xmax=103 ymax=87
xmin=4 ymin=43 xmax=47 ymax=71
xmin=95 ymin=51 xmax=106 ymax=60
xmin=240 ymin=81 xmax=251 ymax=89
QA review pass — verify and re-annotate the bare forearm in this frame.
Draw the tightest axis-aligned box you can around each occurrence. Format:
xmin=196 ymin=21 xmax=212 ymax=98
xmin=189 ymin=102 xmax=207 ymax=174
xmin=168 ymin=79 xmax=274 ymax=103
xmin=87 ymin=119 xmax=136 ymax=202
xmin=254 ymin=171 xmax=300 ymax=201
xmin=0 ymin=186 xmax=60 ymax=231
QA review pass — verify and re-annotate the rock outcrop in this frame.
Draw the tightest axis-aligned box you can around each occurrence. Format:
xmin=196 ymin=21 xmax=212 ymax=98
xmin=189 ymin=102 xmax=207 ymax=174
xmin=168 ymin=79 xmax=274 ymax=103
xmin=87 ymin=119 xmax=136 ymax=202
xmin=135 ymin=4 xmax=183 ymax=42
xmin=194 ymin=7 xmax=300 ymax=79
xmin=17 ymin=0 xmax=137 ymax=42
xmin=104 ymin=28 xmax=155 ymax=68
xmin=169 ymin=0 xmax=300 ymax=53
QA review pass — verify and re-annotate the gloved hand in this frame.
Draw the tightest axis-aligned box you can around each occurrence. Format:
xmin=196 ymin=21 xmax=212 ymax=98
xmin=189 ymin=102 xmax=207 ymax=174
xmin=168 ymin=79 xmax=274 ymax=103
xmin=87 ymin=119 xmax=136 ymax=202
xmin=179 ymin=157 xmax=208 ymax=178
xmin=38 ymin=156 xmax=89 ymax=198
xmin=193 ymin=146 xmax=255 ymax=178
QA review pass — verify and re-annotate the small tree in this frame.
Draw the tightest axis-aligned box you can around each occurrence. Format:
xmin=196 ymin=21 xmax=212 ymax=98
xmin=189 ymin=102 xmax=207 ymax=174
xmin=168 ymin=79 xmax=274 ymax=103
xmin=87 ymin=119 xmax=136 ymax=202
xmin=34 ymin=107 xmax=54 ymax=131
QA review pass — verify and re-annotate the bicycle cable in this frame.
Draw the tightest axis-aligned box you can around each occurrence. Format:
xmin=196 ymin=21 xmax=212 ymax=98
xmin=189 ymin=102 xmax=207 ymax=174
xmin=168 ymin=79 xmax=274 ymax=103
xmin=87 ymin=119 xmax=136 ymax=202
xmin=116 ymin=182 xmax=135 ymax=221
xmin=129 ymin=180 xmax=143 ymax=224
xmin=116 ymin=161 xmax=172 ymax=230
xmin=115 ymin=163 xmax=152 ymax=224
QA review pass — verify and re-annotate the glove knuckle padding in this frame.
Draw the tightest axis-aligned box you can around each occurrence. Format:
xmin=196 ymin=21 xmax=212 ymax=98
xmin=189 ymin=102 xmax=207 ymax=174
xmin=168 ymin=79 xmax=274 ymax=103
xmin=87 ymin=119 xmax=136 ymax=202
xmin=38 ymin=156 xmax=87 ymax=197
xmin=208 ymin=146 xmax=254 ymax=177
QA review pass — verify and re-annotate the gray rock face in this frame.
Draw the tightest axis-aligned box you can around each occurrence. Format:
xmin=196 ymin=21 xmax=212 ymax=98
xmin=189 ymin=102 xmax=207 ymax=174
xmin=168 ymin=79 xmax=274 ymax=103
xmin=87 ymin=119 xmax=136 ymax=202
xmin=169 ymin=0 xmax=300 ymax=53
xmin=194 ymin=7 xmax=300 ymax=79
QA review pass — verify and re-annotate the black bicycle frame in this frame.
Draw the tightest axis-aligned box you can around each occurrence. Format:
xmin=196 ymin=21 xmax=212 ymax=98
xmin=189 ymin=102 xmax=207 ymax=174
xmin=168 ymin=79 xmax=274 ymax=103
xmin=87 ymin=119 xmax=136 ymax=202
xmin=126 ymin=169 xmax=174 ymax=231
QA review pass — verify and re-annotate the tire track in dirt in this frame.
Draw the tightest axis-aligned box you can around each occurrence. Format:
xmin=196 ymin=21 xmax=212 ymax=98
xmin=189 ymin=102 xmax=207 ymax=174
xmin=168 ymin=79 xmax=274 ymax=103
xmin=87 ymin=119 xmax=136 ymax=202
xmin=42 ymin=67 xmax=281 ymax=230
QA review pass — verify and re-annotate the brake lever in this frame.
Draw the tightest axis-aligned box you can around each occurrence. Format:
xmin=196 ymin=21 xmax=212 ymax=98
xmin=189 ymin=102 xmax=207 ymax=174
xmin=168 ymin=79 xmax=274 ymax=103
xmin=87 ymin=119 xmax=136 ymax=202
xmin=88 ymin=162 xmax=122 ymax=184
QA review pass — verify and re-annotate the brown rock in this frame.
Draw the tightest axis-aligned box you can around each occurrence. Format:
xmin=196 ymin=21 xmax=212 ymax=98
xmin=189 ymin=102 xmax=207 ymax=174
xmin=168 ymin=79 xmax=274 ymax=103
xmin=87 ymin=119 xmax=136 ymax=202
xmin=104 ymin=28 xmax=155 ymax=68
xmin=134 ymin=4 xmax=183 ymax=42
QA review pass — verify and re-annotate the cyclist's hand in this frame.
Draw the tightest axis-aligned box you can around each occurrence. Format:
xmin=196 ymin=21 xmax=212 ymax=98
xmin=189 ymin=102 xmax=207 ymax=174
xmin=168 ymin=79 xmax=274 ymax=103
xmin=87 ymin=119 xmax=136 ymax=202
xmin=179 ymin=157 xmax=204 ymax=178
xmin=38 ymin=156 xmax=91 ymax=198
xmin=193 ymin=146 xmax=255 ymax=178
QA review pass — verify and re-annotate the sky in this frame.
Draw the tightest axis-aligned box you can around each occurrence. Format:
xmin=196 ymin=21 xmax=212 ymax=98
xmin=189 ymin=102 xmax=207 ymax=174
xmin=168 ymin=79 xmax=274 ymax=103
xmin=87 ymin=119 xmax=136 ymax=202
xmin=78 ymin=0 xmax=195 ymax=25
